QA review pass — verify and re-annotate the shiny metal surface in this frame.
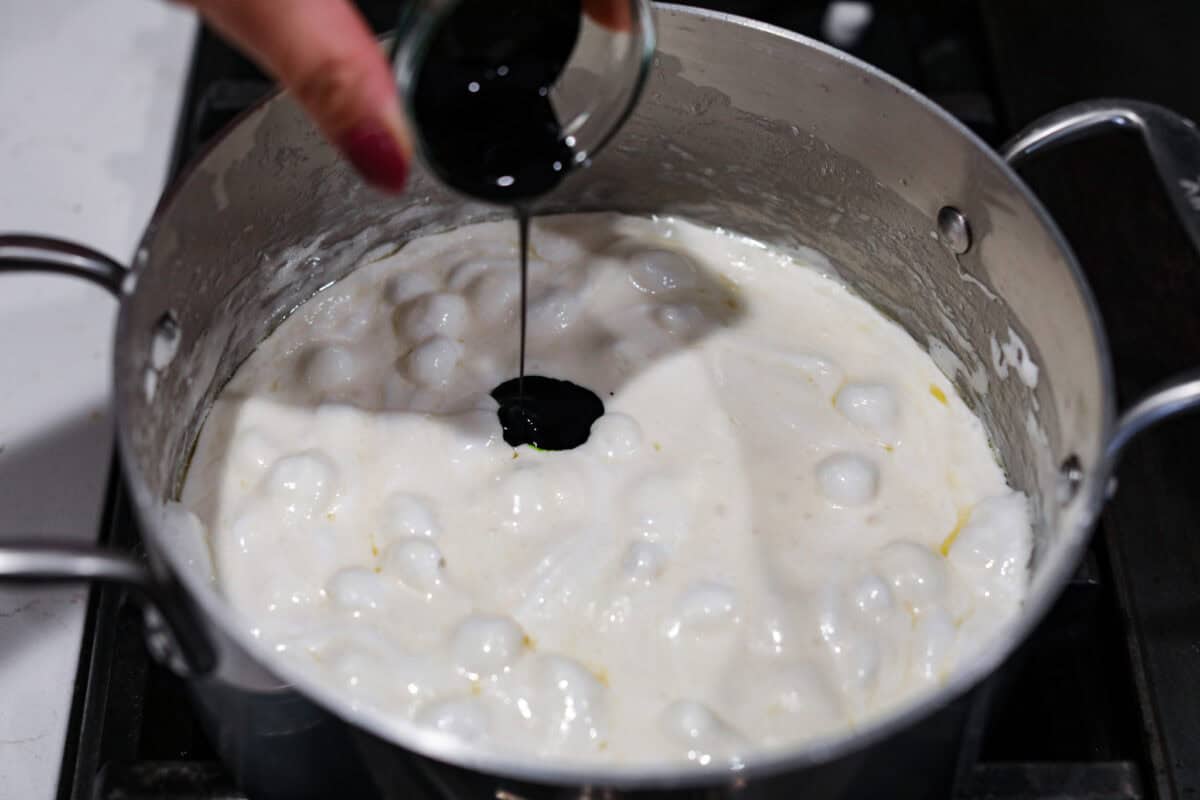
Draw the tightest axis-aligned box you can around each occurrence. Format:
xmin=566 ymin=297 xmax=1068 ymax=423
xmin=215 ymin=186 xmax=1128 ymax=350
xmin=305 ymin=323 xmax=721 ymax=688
xmin=1102 ymin=371 xmax=1200 ymax=483
xmin=0 ymin=542 xmax=150 ymax=586
xmin=0 ymin=238 xmax=217 ymax=675
xmin=936 ymin=206 xmax=972 ymax=254
xmin=0 ymin=540 xmax=214 ymax=675
xmin=0 ymin=234 xmax=126 ymax=293
xmin=4 ymin=5 xmax=1198 ymax=799
xmin=1003 ymin=100 xmax=1200 ymax=257
xmin=110 ymin=5 xmax=1108 ymax=790
xmin=1003 ymin=100 xmax=1200 ymax=495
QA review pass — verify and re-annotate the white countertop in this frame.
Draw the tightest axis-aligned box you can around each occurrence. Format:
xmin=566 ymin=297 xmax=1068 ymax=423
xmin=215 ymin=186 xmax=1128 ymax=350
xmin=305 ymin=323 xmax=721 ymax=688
xmin=0 ymin=2 xmax=196 ymax=797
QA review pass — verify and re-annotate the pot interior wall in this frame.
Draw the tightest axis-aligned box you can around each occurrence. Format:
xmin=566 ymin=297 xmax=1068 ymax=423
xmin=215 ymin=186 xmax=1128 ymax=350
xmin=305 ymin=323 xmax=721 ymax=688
xmin=118 ymin=8 xmax=1102 ymax=621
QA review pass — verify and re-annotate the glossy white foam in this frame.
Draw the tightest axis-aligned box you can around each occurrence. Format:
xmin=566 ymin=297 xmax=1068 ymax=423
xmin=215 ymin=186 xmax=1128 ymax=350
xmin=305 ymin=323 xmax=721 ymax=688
xmin=181 ymin=213 xmax=1032 ymax=766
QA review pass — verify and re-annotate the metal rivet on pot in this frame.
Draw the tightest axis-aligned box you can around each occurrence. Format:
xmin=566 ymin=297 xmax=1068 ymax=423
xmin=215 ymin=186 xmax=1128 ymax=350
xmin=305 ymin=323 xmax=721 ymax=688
xmin=937 ymin=206 xmax=972 ymax=255
xmin=120 ymin=270 xmax=139 ymax=296
xmin=1057 ymin=454 xmax=1084 ymax=504
xmin=143 ymin=606 xmax=192 ymax=677
xmin=150 ymin=311 xmax=181 ymax=371
xmin=123 ymin=249 xmax=146 ymax=296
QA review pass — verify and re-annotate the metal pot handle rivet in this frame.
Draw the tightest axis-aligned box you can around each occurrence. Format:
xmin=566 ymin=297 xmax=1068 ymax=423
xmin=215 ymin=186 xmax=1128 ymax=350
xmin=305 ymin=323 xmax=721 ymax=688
xmin=936 ymin=206 xmax=972 ymax=255
xmin=0 ymin=236 xmax=215 ymax=676
xmin=1004 ymin=100 xmax=1200 ymax=491
xmin=1057 ymin=454 xmax=1084 ymax=504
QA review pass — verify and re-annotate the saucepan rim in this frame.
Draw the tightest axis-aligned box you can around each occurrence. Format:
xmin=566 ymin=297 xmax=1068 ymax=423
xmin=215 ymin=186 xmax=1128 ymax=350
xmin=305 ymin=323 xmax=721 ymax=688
xmin=114 ymin=3 xmax=1114 ymax=788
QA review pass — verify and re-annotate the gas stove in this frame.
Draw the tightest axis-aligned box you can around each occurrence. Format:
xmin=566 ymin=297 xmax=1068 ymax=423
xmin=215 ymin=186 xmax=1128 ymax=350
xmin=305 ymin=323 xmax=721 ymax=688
xmin=57 ymin=2 xmax=1200 ymax=798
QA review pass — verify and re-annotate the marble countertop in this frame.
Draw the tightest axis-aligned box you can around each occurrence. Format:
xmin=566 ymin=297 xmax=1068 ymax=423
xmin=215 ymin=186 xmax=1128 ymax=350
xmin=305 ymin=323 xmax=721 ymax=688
xmin=0 ymin=2 xmax=195 ymax=796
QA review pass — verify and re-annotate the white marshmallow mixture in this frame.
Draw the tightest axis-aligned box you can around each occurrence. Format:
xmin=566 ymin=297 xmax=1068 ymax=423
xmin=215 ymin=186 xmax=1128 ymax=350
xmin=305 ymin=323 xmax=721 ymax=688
xmin=180 ymin=213 xmax=1031 ymax=766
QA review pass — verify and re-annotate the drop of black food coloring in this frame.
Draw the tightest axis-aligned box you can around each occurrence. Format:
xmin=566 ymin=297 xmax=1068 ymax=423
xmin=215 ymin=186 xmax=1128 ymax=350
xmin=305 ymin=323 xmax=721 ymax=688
xmin=492 ymin=376 xmax=605 ymax=451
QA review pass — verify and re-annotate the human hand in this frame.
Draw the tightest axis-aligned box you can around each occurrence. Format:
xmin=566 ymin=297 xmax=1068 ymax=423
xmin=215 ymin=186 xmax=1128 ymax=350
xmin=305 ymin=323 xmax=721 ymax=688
xmin=179 ymin=1 xmax=634 ymax=194
xmin=180 ymin=0 xmax=413 ymax=193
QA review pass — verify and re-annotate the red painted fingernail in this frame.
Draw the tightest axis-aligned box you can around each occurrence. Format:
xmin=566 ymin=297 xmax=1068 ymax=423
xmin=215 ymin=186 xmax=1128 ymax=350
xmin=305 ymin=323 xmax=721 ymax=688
xmin=338 ymin=119 xmax=409 ymax=193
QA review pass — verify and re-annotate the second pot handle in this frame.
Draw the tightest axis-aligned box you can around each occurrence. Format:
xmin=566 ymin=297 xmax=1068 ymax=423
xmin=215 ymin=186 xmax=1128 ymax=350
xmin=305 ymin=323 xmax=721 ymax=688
xmin=0 ymin=542 xmax=215 ymax=674
xmin=0 ymin=235 xmax=214 ymax=675
xmin=1003 ymin=100 xmax=1200 ymax=485
xmin=1003 ymin=99 xmax=1200 ymax=255
xmin=0 ymin=234 xmax=127 ymax=293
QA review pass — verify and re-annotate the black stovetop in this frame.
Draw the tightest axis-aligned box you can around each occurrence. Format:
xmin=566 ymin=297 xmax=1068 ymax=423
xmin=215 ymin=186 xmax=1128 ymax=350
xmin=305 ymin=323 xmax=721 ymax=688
xmin=58 ymin=2 xmax=1200 ymax=799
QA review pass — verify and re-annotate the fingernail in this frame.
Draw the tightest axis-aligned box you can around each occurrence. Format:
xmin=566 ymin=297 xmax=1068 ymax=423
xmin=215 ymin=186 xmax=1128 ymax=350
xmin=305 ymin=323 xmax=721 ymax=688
xmin=338 ymin=118 xmax=409 ymax=193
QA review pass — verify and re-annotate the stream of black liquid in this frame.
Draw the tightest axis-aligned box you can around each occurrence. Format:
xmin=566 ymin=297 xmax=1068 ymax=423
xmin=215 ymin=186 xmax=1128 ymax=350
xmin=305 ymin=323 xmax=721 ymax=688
xmin=412 ymin=0 xmax=605 ymax=449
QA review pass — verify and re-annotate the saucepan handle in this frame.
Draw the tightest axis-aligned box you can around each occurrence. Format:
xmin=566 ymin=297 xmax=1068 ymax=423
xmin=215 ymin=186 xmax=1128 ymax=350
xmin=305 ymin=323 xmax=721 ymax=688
xmin=1003 ymin=100 xmax=1200 ymax=484
xmin=0 ymin=234 xmax=127 ymax=292
xmin=0 ymin=235 xmax=214 ymax=675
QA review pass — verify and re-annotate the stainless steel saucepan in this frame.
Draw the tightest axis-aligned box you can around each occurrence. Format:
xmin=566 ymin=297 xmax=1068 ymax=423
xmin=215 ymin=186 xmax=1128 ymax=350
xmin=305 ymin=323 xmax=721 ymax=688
xmin=3 ymin=6 xmax=1200 ymax=799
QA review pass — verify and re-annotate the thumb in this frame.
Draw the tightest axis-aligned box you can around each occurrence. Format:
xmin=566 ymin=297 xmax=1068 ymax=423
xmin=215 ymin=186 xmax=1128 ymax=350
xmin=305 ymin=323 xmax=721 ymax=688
xmin=183 ymin=0 xmax=412 ymax=193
